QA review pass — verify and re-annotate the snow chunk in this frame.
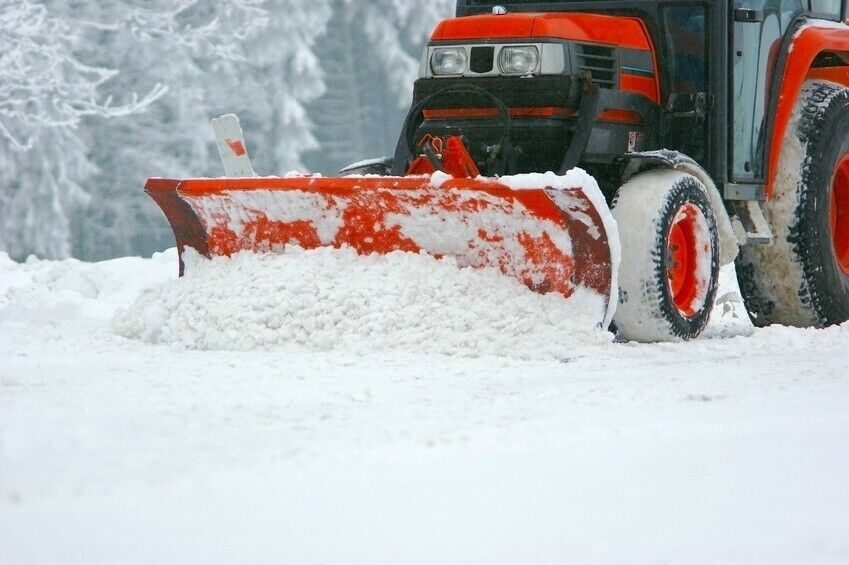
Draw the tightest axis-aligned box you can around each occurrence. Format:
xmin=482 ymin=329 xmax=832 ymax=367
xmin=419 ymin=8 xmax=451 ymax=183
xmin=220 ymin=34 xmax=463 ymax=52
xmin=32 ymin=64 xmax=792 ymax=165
xmin=113 ymin=248 xmax=614 ymax=360
xmin=430 ymin=170 xmax=453 ymax=188
xmin=499 ymin=169 xmax=594 ymax=192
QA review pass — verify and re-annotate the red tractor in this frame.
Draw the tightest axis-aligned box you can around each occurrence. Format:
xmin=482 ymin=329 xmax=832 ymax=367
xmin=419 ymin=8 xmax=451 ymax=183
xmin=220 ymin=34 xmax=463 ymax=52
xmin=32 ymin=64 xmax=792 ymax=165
xmin=148 ymin=1 xmax=849 ymax=342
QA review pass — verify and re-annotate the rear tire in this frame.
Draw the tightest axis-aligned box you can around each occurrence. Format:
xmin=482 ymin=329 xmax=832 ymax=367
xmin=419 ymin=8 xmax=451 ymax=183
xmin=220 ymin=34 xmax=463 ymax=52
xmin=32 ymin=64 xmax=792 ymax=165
xmin=612 ymin=170 xmax=720 ymax=342
xmin=736 ymin=80 xmax=849 ymax=327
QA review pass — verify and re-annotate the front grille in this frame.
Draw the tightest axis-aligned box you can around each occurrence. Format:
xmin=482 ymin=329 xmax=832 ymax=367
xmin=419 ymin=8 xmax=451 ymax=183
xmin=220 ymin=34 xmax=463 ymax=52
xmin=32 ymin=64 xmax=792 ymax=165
xmin=575 ymin=43 xmax=617 ymax=89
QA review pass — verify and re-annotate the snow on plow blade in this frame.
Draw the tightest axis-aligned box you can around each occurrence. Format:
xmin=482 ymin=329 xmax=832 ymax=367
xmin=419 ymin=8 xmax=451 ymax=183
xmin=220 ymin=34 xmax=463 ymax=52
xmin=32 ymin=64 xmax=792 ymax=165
xmin=145 ymin=174 xmax=617 ymax=327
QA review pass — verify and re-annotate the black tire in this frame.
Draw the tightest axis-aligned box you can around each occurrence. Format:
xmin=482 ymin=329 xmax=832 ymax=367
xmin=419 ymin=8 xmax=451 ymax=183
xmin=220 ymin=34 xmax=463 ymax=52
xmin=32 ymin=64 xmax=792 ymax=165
xmin=736 ymin=81 xmax=849 ymax=327
xmin=612 ymin=170 xmax=720 ymax=342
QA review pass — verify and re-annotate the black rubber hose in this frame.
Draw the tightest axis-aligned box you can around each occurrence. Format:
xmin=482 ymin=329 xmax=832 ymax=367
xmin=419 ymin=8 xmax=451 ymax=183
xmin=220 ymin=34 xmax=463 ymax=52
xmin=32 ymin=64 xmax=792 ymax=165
xmin=558 ymin=75 xmax=600 ymax=174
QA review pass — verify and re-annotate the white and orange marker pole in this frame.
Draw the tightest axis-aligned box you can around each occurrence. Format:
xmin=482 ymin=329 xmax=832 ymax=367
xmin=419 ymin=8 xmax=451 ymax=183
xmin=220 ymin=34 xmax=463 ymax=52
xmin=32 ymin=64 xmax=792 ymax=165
xmin=211 ymin=114 xmax=256 ymax=177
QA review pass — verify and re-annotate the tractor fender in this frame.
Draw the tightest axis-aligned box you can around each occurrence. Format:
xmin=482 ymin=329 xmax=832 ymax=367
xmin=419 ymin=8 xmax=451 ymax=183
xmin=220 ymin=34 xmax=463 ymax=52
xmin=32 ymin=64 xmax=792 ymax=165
xmin=620 ymin=149 xmax=739 ymax=266
xmin=766 ymin=21 xmax=849 ymax=201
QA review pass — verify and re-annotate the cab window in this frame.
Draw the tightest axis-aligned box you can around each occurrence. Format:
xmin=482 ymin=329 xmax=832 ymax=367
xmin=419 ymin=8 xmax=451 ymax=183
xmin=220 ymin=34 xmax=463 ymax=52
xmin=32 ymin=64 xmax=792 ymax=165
xmin=661 ymin=6 xmax=708 ymax=162
xmin=732 ymin=0 xmax=806 ymax=181
xmin=809 ymin=0 xmax=842 ymax=18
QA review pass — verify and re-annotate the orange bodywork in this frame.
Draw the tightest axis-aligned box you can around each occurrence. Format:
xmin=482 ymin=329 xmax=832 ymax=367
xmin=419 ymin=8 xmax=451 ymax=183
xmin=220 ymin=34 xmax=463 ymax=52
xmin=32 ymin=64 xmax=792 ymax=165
xmin=767 ymin=24 xmax=849 ymax=199
xmin=619 ymin=73 xmax=660 ymax=104
xmin=432 ymin=12 xmax=653 ymax=50
xmin=431 ymin=12 xmax=660 ymax=104
xmin=806 ymin=65 xmax=849 ymax=83
xmin=145 ymin=175 xmax=615 ymax=317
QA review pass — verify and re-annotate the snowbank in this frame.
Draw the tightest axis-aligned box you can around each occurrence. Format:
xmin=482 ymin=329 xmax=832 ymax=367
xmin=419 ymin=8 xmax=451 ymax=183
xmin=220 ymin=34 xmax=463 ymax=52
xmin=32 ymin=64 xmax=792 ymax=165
xmin=1 ymin=244 xmax=752 ymax=358
xmin=113 ymin=247 xmax=613 ymax=360
xmin=0 ymin=249 xmax=177 ymax=331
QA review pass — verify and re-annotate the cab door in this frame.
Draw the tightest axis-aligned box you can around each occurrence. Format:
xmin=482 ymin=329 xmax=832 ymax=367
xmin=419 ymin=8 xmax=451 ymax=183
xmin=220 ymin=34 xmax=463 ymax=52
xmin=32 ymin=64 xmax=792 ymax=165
xmin=731 ymin=1 xmax=804 ymax=186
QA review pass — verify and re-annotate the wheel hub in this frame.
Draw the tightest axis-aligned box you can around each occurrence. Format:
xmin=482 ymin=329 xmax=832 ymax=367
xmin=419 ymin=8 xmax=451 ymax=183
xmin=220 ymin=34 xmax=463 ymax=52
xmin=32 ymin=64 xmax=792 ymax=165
xmin=667 ymin=203 xmax=707 ymax=318
xmin=831 ymin=154 xmax=849 ymax=276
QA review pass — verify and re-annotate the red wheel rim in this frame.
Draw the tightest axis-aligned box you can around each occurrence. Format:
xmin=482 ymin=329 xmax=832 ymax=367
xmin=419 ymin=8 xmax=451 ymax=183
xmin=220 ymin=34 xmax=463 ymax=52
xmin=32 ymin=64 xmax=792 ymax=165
xmin=667 ymin=203 xmax=706 ymax=318
xmin=831 ymin=154 xmax=849 ymax=276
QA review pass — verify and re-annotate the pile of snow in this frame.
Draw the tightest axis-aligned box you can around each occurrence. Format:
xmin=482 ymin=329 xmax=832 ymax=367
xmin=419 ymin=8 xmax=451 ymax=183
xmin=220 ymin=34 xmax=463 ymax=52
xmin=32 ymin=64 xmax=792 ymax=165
xmin=113 ymin=247 xmax=614 ymax=360
xmin=1 ymin=244 xmax=751 ymax=358
xmin=0 ymin=249 xmax=176 ymax=331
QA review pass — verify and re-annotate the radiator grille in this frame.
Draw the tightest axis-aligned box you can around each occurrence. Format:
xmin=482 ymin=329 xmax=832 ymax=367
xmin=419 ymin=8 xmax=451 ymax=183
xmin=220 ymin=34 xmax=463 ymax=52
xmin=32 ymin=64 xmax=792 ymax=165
xmin=575 ymin=43 xmax=617 ymax=89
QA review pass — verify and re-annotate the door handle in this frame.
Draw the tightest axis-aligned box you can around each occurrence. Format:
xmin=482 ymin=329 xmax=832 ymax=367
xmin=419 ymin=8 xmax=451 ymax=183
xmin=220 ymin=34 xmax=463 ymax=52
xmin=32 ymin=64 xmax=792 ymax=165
xmin=735 ymin=8 xmax=765 ymax=23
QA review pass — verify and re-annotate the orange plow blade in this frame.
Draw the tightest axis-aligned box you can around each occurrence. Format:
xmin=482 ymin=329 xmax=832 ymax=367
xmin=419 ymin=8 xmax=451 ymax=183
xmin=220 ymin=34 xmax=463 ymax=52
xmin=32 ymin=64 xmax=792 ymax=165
xmin=146 ymin=174 xmax=618 ymax=327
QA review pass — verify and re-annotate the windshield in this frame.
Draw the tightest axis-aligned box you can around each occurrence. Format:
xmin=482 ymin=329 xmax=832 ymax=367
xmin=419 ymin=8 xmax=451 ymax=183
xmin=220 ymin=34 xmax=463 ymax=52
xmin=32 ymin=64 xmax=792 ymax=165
xmin=461 ymin=0 xmax=653 ymax=4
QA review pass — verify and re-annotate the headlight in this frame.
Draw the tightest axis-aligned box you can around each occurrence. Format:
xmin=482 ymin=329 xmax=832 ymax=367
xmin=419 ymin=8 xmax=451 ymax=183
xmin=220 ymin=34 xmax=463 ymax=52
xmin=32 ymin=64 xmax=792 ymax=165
xmin=498 ymin=46 xmax=540 ymax=76
xmin=431 ymin=47 xmax=467 ymax=76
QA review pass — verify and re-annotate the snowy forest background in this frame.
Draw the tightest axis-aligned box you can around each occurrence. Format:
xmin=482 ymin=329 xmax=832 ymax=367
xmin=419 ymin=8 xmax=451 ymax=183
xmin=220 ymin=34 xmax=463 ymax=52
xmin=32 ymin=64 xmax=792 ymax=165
xmin=0 ymin=0 xmax=454 ymax=261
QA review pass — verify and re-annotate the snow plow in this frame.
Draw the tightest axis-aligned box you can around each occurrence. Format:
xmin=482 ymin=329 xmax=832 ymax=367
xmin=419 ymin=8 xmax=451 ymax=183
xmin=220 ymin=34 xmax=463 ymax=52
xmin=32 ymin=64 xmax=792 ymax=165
xmin=147 ymin=1 xmax=849 ymax=341
xmin=146 ymin=117 xmax=619 ymax=329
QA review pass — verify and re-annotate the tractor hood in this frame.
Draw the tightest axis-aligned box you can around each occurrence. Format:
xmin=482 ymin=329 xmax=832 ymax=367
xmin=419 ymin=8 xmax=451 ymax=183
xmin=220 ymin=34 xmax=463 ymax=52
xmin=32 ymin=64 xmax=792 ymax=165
xmin=431 ymin=12 xmax=652 ymax=51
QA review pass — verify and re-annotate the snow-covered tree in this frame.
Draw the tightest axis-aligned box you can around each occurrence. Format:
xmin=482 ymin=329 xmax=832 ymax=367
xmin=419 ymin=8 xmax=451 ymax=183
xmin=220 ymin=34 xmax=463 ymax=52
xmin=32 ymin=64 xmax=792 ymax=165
xmin=239 ymin=0 xmax=332 ymax=174
xmin=66 ymin=1 xmax=277 ymax=260
xmin=0 ymin=0 xmax=164 ymax=260
xmin=303 ymin=0 xmax=453 ymax=173
xmin=362 ymin=0 xmax=454 ymax=104
xmin=303 ymin=1 xmax=401 ymax=173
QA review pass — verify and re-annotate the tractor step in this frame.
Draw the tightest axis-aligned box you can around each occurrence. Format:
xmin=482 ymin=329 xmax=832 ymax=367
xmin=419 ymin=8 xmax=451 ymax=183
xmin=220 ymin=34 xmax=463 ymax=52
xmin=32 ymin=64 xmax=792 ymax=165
xmin=731 ymin=201 xmax=774 ymax=246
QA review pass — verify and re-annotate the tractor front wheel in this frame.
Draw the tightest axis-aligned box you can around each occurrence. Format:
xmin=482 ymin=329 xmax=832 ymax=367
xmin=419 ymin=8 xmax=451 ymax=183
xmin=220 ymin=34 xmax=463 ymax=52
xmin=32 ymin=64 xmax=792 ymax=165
xmin=612 ymin=170 xmax=720 ymax=342
xmin=736 ymin=80 xmax=849 ymax=327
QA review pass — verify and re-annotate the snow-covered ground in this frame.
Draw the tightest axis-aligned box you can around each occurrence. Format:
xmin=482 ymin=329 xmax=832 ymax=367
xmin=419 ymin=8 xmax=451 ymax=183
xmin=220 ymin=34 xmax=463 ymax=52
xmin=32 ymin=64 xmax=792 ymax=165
xmin=1 ymin=249 xmax=848 ymax=563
